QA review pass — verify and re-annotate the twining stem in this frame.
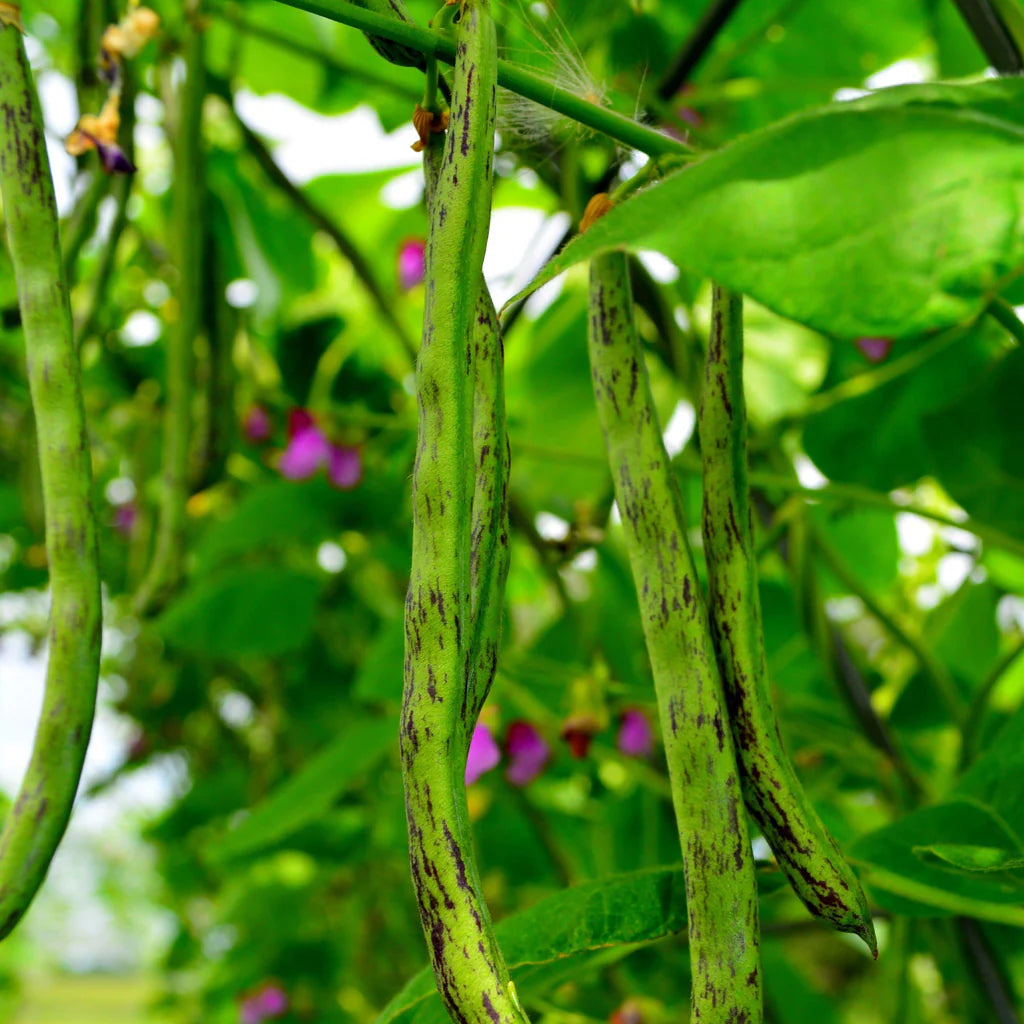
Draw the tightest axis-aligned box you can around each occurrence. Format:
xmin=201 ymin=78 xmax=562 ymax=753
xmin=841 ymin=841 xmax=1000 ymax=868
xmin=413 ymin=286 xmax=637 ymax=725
xmin=211 ymin=75 xmax=418 ymax=364
xmin=0 ymin=11 xmax=102 ymax=940
xmin=134 ymin=11 xmax=205 ymax=615
xmin=270 ymin=0 xmax=691 ymax=158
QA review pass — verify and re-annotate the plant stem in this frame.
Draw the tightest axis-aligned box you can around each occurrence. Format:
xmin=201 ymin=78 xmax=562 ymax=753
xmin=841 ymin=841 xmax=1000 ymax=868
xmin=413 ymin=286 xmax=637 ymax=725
xmin=134 ymin=12 xmax=205 ymax=615
xmin=213 ymin=76 xmax=419 ymax=365
xmin=813 ymin=529 xmax=968 ymax=731
xmin=989 ymin=296 xmax=1024 ymax=346
xmin=271 ymin=0 xmax=691 ymax=157
xmin=951 ymin=0 xmax=1024 ymax=72
xmin=656 ymin=0 xmax=747 ymax=100
xmin=959 ymin=633 xmax=1024 ymax=767
xmin=209 ymin=0 xmax=417 ymax=98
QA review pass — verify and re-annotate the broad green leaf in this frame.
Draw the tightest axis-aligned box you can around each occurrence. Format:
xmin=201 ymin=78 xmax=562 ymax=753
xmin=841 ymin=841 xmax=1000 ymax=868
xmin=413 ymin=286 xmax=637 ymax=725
xmin=204 ymin=715 xmax=396 ymax=863
xmin=375 ymin=865 xmax=785 ymax=1024
xmin=914 ymin=844 xmax=1024 ymax=873
xmin=924 ymin=347 xmax=1024 ymax=539
xmin=955 ymin=699 xmax=1024 ymax=834
xmin=762 ymin=940 xmax=841 ymax=1024
xmin=852 ymin=800 xmax=1024 ymax=924
xmin=157 ymin=566 xmax=321 ymax=658
xmin=504 ymin=95 xmax=1024 ymax=339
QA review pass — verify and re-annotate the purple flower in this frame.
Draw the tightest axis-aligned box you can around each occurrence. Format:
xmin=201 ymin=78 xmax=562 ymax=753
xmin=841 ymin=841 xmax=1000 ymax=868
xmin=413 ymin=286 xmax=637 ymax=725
xmin=93 ymin=137 xmax=136 ymax=174
xmin=505 ymin=721 xmax=550 ymax=786
xmin=279 ymin=409 xmax=362 ymax=489
xmin=239 ymin=984 xmax=288 ymax=1024
xmin=243 ymin=405 xmax=272 ymax=443
xmin=465 ymin=723 xmax=501 ymax=785
xmin=855 ymin=337 xmax=892 ymax=363
xmin=328 ymin=445 xmax=362 ymax=489
xmin=398 ymin=238 xmax=426 ymax=291
xmin=113 ymin=502 xmax=137 ymax=537
xmin=617 ymin=709 xmax=654 ymax=758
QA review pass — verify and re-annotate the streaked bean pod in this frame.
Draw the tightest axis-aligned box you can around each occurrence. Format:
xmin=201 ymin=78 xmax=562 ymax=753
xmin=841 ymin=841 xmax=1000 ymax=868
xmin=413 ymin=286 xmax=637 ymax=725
xmin=400 ymin=4 xmax=528 ymax=1022
xmin=0 ymin=9 xmax=102 ymax=940
xmin=587 ymin=252 xmax=762 ymax=1023
xmin=699 ymin=286 xmax=877 ymax=956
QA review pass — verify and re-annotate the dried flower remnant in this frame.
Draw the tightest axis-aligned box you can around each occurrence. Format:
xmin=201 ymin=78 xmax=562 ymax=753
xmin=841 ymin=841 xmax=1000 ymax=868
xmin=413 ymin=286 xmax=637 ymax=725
xmin=65 ymin=93 xmax=135 ymax=174
xmin=465 ymin=723 xmax=501 ymax=785
xmin=560 ymin=710 xmax=602 ymax=759
xmin=617 ymin=708 xmax=654 ymax=758
xmin=68 ymin=3 xmax=160 ymax=173
xmin=506 ymin=721 xmax=550 ymax=785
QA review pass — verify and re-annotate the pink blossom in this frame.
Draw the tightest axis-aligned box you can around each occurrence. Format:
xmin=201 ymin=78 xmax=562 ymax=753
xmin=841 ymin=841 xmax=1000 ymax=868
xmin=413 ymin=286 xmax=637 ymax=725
xmin=112 ymin=502 xmax=136 ymax=537
xmin=505 ymin=721 xmax=550 ymax=786
xmin=855 ymin=337 xmax=892 ymax=363
xmin=279 ymin=409 xmax=362 ymax=489
xmin=243 ymin=405 xmax=271 ymax=443
xmin=239 ymin=984 xmax=288 ymax=1024
xmin=328 ymin=445 xmax=362 ymax=489
xmin=398 ymin=238 xmax=426 ymax=291
xmin=466 ymin=723 xmax=501 ymax=785
xmin=617 ymin=709 xmax=654 ymax=758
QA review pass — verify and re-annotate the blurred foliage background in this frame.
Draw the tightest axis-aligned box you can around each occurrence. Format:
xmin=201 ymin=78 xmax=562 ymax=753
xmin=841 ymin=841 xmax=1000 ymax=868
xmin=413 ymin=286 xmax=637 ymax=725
xmin=1 ymin=1 xmax=1024 ymax=1022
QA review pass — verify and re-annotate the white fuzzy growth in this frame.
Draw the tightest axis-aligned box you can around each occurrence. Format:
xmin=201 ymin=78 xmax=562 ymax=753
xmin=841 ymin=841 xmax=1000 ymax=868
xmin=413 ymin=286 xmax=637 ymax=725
xmin=496 ymin=0 xmax=608 ymax=146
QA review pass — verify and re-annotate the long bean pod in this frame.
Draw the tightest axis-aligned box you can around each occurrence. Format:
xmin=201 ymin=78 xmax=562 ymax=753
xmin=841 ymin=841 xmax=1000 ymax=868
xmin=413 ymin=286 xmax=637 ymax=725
xmin=400 ymin=4 xmax=528 ymax=1021
xmin=587 ymin=253 xmax=762 ymax=1022
xmin=422 ymin=138 xmax=510 ymax=738
xmin=699 ymin=286 xmax=877 ymax=956
xmin=0 ymin=9 xmax=102 ymax=940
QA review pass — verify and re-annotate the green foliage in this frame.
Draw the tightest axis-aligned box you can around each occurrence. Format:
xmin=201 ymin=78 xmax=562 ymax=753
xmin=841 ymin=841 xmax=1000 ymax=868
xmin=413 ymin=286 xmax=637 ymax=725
xmin=1 ymin=1 xmax=1023 ymax=1022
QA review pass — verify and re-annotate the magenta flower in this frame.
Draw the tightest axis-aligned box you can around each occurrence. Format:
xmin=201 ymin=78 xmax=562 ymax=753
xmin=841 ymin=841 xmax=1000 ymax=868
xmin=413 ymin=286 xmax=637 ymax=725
xmin=398 ymin=238 xmax=426 ymax=291
xmin=279 ymin=409 xmax=362 ymax=490
xmin=505 ymin=721 xmax=550 ymax=786
xmin=855 ymin=337 xmax=892 ymax=363
xmin=112 ymin=502 xmax=137 ymax=537
xmin=617 ymin=709 xmax=654 ymax=758
xmin=239 ymin=984 xmax=288 ymax=1024
xmin=243 ymin=405 xmax=272 ymax=443
xmin=465 ymin=723 xmax=501 ymax=785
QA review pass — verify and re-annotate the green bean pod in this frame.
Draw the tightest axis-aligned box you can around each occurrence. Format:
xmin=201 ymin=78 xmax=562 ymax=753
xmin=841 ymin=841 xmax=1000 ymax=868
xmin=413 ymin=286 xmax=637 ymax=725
xmin=699 ymin=286 xmax=877 ymax=957
xmin=0 ymin=12 xmax=102 ymax=940
xmin=422 ymin=140 xmax=510 ymax=737
xmin=587 ymin=254 xmax=762 ymax=1023
xmin=400 ymin=4 xmax=527 ymax=1022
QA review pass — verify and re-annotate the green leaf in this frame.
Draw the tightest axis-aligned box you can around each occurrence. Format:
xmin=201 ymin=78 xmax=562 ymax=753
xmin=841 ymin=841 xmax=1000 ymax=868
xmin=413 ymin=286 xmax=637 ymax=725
xmin=375 ymin=865 xmax=785 ymax=1024
xmin=156 ymin=566 xmax=321 ymax=657
xmin=504 ymin=94 xmax=1024 ymax=339
xmin=924 ymin=347 xmax=1024 ymax=539
xmin=204 ymin=715 xmax=396 ymax=863
xmin=914 ymin=844 xmax=1024 ymax=873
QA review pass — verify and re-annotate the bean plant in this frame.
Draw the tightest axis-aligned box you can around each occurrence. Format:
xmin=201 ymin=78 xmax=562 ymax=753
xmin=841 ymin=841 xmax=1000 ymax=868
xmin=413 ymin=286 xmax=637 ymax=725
xmin=1 ymin=1 xmax=1024 ymax=1023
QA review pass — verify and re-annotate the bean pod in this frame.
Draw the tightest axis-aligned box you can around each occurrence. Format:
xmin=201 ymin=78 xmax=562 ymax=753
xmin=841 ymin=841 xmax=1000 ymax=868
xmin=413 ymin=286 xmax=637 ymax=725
xmin=0 ymin=10 xmax=102 ymax=940
xmin=587 ymin=253 xmax=762 ymax=1023
xmin=400 ymin=4 xmax=527 ymax=1022
xmin=699 ymin=286 xmax=877 ymax=955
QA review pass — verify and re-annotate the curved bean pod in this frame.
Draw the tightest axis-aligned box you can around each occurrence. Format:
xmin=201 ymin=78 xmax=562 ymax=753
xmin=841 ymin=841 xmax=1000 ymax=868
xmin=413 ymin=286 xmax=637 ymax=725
xmin=352 ymin=0 xmax=426 ymax=70
xmin=400 ymin=4 xmax=528 ymax=1022
xmin=699 ymin=286 xmax=877 ymax=956
xmin=587 ymin=253 xmax=762 ymax=1023
xmin=0 ymin=12 xmax=102 ymax=940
